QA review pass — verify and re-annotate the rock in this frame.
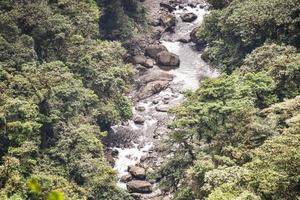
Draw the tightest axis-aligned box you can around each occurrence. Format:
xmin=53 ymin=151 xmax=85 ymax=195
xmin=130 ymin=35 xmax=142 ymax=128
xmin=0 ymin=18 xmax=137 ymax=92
xmin=135 ymin=106 xmax=146 ymax=112
xmin=181 ymin=12 xmax=198 ymax=22
xmin=104 ymin=151 xmax=115 ymax=166
xmin=131 ymin=193 xmax=143 ymax=200
xmin=138 ymin=81 xmax=169 ymax=100
xmin=152 ymin=100 xmax=159 ymax=104
xmin=127 ymin=180 xmax=152 ymax=193
xmin=190 ymin=27 xmax=198 ymax=43
xmin=111 ymin=149 xmax=119 ymax=157
xmin=160 ymin=2 xmax=176 ymax=12
xmin=160 ymin=12 xmax=176 ymax=29
xmin=128 ymin=165 xmax=146 ymax=179
xmin=103 ymin=126 xmax=138 ymax=148
xmin=144 ymin=58 xmax=155 ymax=68
xmin=177 ymin=38 xmax=191 ymax=43
xmin=133 ymin=115 xmax=145 ymax=125
xmin=145 ymin=45 xmax=167 ymax=59
xmin=132 ymin=55 xmax=154 ymax=68
xmin=132 ymin=55 xmax=146 ymax=64
xmin=156 ymin=105 xmax=169 ymax=112
xmin=157 ymin=51 xmax=180 ymax=67
xmin=120 ymin=174 xmax=132 ymax=183
xmin=149 ymin=19 xmax=161 ymax=26
xmin=135 ymin=64 xmax=148 ymax=74
xmin=188 ymin=3 xmax=197 ymax=8
xmin=139 ymin=70 xmax=173 ymax=84
xmin=137 ymin=71 xmax=174 ymax=100
xmin=163 ymin=99 xmax=169 ymax=104
xmin=140 ymin=155 xmax=148 ymax=162
xmin=164 ymin=96 xmax=170 ymax=100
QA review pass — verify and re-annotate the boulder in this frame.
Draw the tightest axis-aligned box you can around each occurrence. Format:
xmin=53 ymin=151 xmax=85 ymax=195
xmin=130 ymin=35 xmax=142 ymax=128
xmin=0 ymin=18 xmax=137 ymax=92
xmin=177 ymin=38 xmax=191 ymax=43
xmin=131 ymin=193 xmax=143 ymax=200
xmin=136 ymin=71 xmax=174 ymax=100
xmin=144 ymin=59 xmax=155 ymax=68
xmin=120 ymin=174 xmax=132 ymax=183
xmin=128 ymin=165 xmax=146 ymax=179
xmin=157 ymin=51 xmax=180 ymax=67
xmin=188 ymin=3 xmax=197 ymax=8
xmin=133 ymin=115 xmax=145 ymax=125
xmin=181 ymin=12 xmax=198 ymax=22
xmin=132 ymin=55 xmax=154 ymax=68
xmin=145 ymin=45 xmax=167 ymax=59
xmin=127 ymin=180 xmax=152 ymax=193
xmin=135 ymin=105 xmax=146 ymax=112
xmin=139 ymin=70 xmax=173 ymax=84
xmin=137 ymin=81 xmax=170 ymax=100
xmin=160 ymin=2 xmax=176 ymax=12
xmin=132 ymin=55 xmax=146 ymax=65
xmin=104 ymin=151 xmax=115 ymax=166
xmin=152 ymin=100 xmax=159 ymax=104
xmin=160 ymin=12 xmax=176 ymax=29
xmin=156 ymin=105 xmax=169 ymax=112
xmin=149 ymin=19 xmax=161 ymax=26
xmin=190 ymin=27 xmax=198 ymax=43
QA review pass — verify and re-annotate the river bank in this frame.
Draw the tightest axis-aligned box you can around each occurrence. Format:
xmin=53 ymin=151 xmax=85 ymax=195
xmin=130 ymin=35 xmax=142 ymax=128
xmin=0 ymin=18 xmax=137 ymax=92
xmin=104 ymin=1 xmax=218 ymax=199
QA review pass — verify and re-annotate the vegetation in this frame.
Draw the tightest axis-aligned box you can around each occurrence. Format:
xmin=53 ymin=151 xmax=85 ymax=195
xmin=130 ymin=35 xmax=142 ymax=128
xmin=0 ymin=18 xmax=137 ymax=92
xmin=157 ymin=0 xmax=300 ymax=199
xmin=0 ymin=0 xmax=138 ymax=199
xmin=98 ymin=0 xmax=146 ymax=40
xmin=197 ymin=0 xmax=300 ymax=73
xmin=1 ymin=0 xmax=299 ymax=199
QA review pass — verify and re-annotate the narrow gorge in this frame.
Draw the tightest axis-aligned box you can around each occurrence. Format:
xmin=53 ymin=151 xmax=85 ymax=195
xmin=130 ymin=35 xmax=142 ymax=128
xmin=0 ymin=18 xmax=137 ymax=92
xmin=104 ymin=1 xmax=218 ymax=199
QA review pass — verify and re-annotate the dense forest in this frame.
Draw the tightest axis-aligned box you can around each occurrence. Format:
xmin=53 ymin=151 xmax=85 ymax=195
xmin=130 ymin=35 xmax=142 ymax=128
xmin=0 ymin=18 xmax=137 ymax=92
xmin=0 ymin=0 xmax=299 ymax=200
xmin=0 ymin=0 xmax=144 ymax=199
xmin=156 ymin=0 xmax=300 ymax=199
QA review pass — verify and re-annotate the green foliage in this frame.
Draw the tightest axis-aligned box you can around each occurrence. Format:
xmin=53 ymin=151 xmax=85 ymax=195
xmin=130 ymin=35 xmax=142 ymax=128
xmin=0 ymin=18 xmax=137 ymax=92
xmin=0 ymin=0 xmax=133 ymax=199
xmin=196 ymin=0 xmax=300 ymax=72
xmin=47 ymin=191 xmax=64 ymax=200
xmin=241 ymin=43 xmax=300 ymax=100
xmin=206 ymin=0 xmax=233 ymax=9
xmin=98 ymin=0 xmax=146 ymax=40
xmin=159 ymin=5 xmax=300 ymax=196
xmin=27 ymin=179 xmax=41 ymax=195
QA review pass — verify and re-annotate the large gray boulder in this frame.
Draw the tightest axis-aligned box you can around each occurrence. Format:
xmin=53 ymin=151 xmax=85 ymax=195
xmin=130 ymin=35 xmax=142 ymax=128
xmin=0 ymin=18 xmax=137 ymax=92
xmin=157 ymin=51 xmax=180 ymax=67
xmin=133 ymin=115 xmax=145 ymax=125
xmin=181 ymin=13 xmax=198 ymax=22
xmin=137 ymin=81 xmax=169 ymax=100
xmin=136 ymin=70 xmax=174 ymax=100
xmin=128 ymin=165 xmax=146 ymax=179
xmin=127 ymin=180 xmax=152 ymax=193
xmin=139 ymin=70 xmax=173 ymax=84
xmin=145 ymin=45 xmax=167 ymax=59
xmin=120 ymin=174 xmax=132 ymax=183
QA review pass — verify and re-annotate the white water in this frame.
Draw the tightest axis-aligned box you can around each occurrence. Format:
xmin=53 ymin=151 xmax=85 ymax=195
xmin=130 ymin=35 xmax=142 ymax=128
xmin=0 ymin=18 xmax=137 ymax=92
xmin=162 ymin=41 xmax=218 ymax=90
xmin=114 ymin=143 xmax=153 ymax=189
xmin=161 ymin=4 xmax=218 ymax=90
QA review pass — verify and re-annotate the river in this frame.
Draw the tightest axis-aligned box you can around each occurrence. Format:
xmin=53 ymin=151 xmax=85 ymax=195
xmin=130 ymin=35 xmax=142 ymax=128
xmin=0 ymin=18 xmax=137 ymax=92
xmin=110 ymin=2 xmax=218 ymax=199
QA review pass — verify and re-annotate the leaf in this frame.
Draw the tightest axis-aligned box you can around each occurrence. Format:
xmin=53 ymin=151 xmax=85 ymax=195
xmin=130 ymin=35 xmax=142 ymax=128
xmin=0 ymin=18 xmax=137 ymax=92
xmin=46 ymin=191 xmax=64 ymax=200
xmin=27 ymin=178 xmax=41 ymax=195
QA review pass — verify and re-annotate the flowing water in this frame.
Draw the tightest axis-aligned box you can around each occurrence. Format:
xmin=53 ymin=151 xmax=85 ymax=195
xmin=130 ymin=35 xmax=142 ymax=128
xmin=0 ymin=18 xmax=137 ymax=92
xmin=111 ymin=2 xmax=218 ymax=192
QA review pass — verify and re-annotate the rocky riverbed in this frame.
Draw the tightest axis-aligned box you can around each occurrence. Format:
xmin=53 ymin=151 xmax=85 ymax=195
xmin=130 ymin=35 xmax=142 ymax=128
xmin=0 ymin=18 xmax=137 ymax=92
xmin=104 ymin=0 xmax=218 ymax=199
